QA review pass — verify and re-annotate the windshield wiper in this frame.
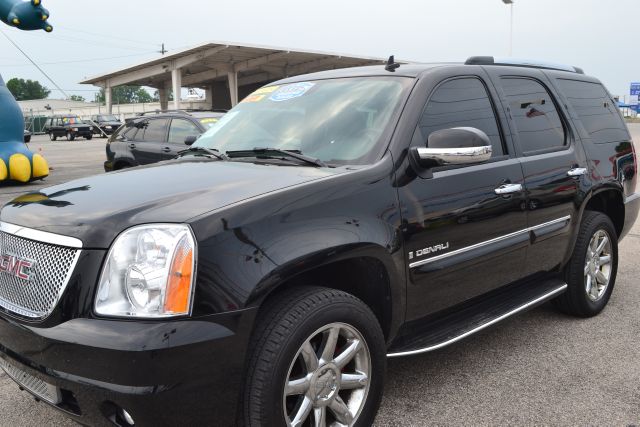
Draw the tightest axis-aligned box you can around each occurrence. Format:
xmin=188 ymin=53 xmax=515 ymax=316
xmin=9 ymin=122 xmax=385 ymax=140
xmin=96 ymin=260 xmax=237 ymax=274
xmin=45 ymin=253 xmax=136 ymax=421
xmin=226 ymin=148 xmax=327 ymax=167
xmin=178 ymin=146 xmax=229 ymax=161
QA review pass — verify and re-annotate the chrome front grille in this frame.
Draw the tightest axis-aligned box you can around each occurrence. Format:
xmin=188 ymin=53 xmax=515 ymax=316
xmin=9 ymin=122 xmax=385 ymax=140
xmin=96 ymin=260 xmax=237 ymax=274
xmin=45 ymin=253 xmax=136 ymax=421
xmin=0 ymin=224 xmax=81 ymax=319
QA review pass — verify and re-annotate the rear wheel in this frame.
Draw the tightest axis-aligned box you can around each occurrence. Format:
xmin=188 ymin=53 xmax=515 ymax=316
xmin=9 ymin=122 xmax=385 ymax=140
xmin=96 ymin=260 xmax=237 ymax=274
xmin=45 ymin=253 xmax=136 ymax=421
xmin=242 ymin=287 xmax=386 ymax=427
xmin=554 ymin=211 xmax=618 ymax=317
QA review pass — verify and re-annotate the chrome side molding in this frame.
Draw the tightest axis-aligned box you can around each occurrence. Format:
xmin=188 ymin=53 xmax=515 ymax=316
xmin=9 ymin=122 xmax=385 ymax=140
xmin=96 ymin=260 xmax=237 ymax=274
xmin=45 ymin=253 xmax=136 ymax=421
xmin=409 ymin=216 xmax=571 ymax=269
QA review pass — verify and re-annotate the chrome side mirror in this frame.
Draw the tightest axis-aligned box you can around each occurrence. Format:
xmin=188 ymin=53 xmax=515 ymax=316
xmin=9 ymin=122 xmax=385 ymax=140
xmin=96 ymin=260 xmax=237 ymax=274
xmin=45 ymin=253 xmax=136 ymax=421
xmin=410 ymin=127 xmax=492 ymax=170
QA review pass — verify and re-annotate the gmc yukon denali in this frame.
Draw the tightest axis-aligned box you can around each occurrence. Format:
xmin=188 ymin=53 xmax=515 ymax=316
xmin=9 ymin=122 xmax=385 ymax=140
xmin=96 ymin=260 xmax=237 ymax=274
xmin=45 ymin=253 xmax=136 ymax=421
xmin=0 ymin=57 xmax=637 ymax=427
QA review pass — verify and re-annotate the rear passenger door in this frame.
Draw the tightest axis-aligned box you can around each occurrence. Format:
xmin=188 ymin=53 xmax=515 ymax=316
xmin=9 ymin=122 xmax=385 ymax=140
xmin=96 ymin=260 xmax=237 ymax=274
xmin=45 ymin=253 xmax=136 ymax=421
xmin=129 ymin=118 xmax=169 ymax=165
xmin=165 ymin=118 xmax=202 ymax=159
xmin=490 ymin=71 xmax=586 ymax=276
xmin=401 ymin=75 xmax=528 ymax=320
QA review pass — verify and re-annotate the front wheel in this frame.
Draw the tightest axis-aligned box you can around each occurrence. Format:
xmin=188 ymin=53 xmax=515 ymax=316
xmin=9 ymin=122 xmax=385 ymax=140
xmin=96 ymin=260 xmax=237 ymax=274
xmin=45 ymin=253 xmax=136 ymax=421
xmin=49 ymin=132 xmax=56 ymax=141
xmin=554 ymin=211 xmax=618 ymax=317
xmin=85 ymin=134 xmax=93 ymax=140
xmin=66 ymin=132 xmax=75 ymax=141
xmin=242 ymin=287 xmax=386 ymax=427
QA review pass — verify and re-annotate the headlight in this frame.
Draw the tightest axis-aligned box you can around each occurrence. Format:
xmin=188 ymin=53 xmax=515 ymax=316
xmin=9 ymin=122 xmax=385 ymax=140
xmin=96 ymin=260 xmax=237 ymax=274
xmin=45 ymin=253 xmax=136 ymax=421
xmin=72 ymin=127 xmax=78 ymax=131
xmin=95 ymin=224 xmax=196 ymax=318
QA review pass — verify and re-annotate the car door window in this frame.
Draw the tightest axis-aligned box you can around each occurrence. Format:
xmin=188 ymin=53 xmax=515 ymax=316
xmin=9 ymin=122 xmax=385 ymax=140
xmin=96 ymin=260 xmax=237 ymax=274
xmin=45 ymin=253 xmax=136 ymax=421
xmin=414 ymin=77 xmax=505 ymax=157
xmin=168 ymin=119 xmax=201 ymax=144
xmin=137 ymin=119 xmax=169 ymax=142
xmin=556 ymin=79 xmax=628 ymax=144
xmin=501 ymin=77 xmax=566 ymax=154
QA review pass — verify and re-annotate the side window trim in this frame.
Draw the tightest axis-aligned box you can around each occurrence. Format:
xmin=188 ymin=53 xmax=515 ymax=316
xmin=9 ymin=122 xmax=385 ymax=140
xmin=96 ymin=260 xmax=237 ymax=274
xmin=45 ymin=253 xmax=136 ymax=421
xmin=412 ymin=75 xmax=509 ymax=167
xmin=499 ymin=75 xmax=573 ymax=157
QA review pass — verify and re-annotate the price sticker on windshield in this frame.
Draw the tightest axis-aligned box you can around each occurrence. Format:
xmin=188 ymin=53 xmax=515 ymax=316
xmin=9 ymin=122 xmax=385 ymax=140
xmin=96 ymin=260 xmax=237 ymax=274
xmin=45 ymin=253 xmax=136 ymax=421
xmin=269 ymin=82 xmax=315 ymax=102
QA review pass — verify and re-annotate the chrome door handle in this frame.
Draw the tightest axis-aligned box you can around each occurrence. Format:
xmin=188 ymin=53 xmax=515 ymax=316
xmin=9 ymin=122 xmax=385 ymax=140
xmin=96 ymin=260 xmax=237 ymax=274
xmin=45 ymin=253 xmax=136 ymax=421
xmin=494 ymin=183 xmax=523 ymax=195
xmin=128 ymin=143 xmax=136 ymax=149
xmin=567 ymin=167 xmax=587 ymax=177
xmin=162 ymin=147 xmax=171 ymax=153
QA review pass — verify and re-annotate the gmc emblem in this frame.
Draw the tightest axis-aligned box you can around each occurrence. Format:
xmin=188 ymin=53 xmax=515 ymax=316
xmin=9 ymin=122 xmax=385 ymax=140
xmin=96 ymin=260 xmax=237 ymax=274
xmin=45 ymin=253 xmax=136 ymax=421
xmin=0 ymin=254 xmax=36 ymax=281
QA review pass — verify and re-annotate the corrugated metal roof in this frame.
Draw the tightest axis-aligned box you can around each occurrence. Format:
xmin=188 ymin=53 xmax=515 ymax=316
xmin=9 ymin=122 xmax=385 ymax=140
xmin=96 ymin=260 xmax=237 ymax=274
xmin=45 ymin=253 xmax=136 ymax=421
xmin=80 ymin=41 xmax=388 ymax=88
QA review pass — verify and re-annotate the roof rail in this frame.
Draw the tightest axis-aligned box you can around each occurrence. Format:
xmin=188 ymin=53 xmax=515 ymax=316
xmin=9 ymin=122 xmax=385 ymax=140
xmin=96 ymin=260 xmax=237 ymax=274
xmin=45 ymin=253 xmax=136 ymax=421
xmin=135 ymin=110 xmax=190 ymax=117
xmin=135 ymin=109 xmax=228 ymax=117
xmin=465 ymin=56 xmax=585 ymax=74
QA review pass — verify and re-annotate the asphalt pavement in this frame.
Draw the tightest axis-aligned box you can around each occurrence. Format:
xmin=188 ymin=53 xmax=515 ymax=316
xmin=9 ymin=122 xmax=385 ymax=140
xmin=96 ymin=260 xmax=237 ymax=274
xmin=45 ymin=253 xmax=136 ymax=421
xmin=0 ymin=129 xmax=639 ymax=426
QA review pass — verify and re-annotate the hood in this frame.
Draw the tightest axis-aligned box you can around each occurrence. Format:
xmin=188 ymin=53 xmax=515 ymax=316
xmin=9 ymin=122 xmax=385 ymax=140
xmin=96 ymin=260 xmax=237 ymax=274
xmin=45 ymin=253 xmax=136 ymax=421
xmin=99 ymin=121 xmax=123 ymax=127
xmin=0 ymin=158 xmax=345 ymax=248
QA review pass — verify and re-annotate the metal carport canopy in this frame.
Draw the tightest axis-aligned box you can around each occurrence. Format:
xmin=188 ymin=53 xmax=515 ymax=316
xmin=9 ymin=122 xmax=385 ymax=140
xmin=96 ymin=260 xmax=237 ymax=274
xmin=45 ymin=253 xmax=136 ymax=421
xmin=80 ymin=41 xmax=388 ymax=113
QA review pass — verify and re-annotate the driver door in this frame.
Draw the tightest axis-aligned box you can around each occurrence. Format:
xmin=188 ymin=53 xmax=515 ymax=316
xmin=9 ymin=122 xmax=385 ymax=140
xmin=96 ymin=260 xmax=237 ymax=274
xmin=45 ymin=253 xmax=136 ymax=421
xmin=399 ymin=76 xmax=528 ymax=321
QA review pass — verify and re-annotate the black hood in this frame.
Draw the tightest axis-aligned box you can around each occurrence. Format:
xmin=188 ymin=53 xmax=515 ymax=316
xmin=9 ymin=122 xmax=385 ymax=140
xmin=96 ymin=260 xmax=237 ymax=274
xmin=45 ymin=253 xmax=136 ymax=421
xmin=0 ymin=158 xmax=344 ymax=248
xmin=99 ymin=121 xmax=123 ymax=127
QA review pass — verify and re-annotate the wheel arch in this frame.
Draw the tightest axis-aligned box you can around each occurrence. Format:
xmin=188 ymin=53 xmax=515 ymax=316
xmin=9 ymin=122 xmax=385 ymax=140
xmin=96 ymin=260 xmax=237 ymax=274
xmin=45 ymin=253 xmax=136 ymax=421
xmin=247 ymin=244 xmax=405 ymax=343
xmin=581 ymin=186 xmax=625 ymax=237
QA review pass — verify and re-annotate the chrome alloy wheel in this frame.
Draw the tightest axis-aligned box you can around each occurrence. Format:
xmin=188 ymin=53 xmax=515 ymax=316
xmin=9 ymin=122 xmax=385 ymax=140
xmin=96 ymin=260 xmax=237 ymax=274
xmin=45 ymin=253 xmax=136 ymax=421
xmin=283 ymin=322 xmax=371 ymax=427
xmin=584 ymin=229 xmax=613 ymax=302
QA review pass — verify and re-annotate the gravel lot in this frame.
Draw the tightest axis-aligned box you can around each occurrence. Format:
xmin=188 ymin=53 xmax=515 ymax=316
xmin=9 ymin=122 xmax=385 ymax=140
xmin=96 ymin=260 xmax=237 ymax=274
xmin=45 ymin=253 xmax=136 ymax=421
xmin=0 ymin=129 xmax=639 ymax=426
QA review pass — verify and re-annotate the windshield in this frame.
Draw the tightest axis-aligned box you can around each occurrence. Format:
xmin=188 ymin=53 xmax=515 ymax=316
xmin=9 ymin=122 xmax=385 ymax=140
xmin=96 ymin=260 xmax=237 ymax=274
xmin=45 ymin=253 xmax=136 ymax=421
xmin=62 ymin=116 xmax=83 ymax=124
xmin=193 ymin=77 xmax=411 ymax=165
xmin=98 ymin=115 xmax=119 ymax=122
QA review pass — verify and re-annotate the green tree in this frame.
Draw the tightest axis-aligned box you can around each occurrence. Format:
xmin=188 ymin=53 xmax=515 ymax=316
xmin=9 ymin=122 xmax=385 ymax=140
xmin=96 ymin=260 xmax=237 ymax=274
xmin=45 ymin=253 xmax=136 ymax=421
xmin=69 ymin=94 xmax=85 ymax=102
xmin=6 ymin=78 xmax=50 ymax=101
xmin=95 ymin=85 xmax=153 ymax=104
xmin=152 ymin=89 xmax=174 ymax=102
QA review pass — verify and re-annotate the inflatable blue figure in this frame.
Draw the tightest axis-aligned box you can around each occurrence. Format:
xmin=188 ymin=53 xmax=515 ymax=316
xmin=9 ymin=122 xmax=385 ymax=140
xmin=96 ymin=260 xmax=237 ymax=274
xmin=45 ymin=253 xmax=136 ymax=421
xmin=0 ymin=0 xmax=51 ymax=32
xmin=0 ymin=0 xmax=51 ymax=183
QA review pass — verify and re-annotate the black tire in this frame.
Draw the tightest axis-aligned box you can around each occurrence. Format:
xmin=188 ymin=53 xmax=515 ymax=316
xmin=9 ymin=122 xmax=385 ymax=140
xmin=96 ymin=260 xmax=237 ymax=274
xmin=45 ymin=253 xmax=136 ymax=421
xmin=553 ymin=211 xmax=618 ymax=317
xmin=85 ymin=134 xmax=93 ymax=140
xmin=24 ymin=136 xmax=31 ymax=143
xmin=66 ymin=132 xmax=75 ymax=141
xmin=49 ymin=132 xmax=56 ymax=141
xmin=242 ymin=286 xmax=386 ymax=427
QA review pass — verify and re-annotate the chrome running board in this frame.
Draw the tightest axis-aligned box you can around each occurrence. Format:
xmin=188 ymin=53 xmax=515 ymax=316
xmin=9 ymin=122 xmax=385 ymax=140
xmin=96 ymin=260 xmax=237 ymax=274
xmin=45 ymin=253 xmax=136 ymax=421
xmin=387 ymin=280 xmax=567 ymax=358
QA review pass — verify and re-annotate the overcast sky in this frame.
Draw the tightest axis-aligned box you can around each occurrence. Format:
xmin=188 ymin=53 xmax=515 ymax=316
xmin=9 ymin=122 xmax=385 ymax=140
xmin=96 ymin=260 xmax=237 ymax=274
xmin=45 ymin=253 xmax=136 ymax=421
xmin=0 ymin=0 xmax=637 ymax=101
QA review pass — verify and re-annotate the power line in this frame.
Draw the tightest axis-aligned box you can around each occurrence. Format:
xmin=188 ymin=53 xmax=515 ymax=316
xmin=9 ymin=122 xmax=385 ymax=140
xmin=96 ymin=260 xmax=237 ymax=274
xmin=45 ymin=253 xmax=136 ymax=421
xmin=1 ymin=51 xmax=158 ymax=67
xmin=56 ymin=25 xmax=160 ymax=48
xmin=0 ymin=28 xmax=69 ymax=99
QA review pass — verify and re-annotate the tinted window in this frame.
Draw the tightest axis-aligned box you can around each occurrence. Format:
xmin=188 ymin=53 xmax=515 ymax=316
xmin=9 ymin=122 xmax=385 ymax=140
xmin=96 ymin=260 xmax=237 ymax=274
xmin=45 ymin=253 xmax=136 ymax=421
xmin=501 ymin=78 xmax=565 ymax=153
xmin=557 ymin=79 xmax=628 ymax=144
xmin=137 ymin=119 xmax=168 ymax=142
xmin=416 ymin=78 xmax=504 ymax=156
xmin=168 ymin=119 xmax=201 ymax=144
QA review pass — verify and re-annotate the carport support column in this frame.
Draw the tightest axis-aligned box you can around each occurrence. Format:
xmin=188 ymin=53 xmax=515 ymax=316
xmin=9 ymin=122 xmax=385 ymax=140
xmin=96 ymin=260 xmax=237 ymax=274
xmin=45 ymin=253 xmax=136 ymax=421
xmin=171 ymin=68 xmax=182 ymax=110
xmin=158 ymin=83 xmax=170 ymax=111
xmin=205 ymin=85 xmax=214 ymax=109
xmin=228 ymin=71 xmax=238 ymax=107
xmin=105 ymin=83 xmax=113 ymax=114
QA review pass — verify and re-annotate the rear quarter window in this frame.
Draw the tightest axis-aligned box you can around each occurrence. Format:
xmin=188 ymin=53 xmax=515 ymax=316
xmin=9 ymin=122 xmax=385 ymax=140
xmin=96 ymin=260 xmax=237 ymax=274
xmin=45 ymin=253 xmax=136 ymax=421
xmin=556 ymin=79 xmax=628 ymax=144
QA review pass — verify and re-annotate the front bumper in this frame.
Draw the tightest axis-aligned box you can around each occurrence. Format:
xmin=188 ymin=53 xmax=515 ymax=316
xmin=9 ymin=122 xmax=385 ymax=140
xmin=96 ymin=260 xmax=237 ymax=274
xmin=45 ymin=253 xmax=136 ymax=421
xmin=0 ymin=308 xmax=257 ymax=426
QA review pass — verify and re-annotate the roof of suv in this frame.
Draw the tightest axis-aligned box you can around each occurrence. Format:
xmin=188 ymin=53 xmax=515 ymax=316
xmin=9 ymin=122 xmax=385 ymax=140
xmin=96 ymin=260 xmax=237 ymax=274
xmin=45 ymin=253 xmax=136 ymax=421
xmin=274 ymin=57 xmax=591 ymax=84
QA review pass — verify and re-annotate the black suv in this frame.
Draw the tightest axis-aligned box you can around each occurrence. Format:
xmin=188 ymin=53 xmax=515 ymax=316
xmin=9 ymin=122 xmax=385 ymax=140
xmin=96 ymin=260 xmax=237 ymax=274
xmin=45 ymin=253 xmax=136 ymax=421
xmin=88 ymin=114 xmax=123 ymax=137
xmin=104 ymin=110 xmax=224 ymax=171
xmin=0 ymin=57 xmax=638 ymax=427
xmin=43 ymin=114 xmax=93 ymax=141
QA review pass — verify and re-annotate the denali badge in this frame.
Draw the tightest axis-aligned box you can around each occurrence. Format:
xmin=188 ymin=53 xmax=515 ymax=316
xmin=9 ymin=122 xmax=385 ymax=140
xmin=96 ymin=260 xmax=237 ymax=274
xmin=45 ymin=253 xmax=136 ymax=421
xmin=408 ymin=242 xmax=450 ymax=260
xmin=0 ymin=254 xmax=36 ymax=281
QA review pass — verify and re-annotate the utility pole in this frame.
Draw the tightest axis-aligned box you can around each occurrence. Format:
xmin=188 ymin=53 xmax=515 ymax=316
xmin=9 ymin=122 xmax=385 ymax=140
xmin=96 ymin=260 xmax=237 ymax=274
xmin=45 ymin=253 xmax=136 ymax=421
xmin=502 ymin=0 xmax=514 ymax=56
